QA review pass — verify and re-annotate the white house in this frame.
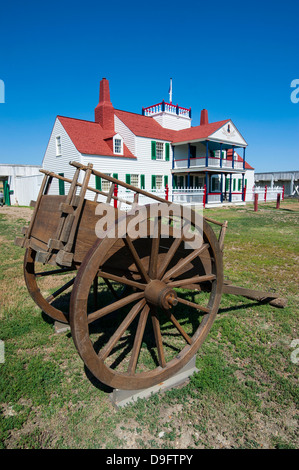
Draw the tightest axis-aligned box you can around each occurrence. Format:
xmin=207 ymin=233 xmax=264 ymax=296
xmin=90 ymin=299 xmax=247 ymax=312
xmin=42 ymin=78 xmax=254 ymax=206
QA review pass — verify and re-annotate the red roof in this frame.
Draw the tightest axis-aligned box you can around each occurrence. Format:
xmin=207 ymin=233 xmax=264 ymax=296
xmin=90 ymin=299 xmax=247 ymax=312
xmin=171 ymin=120 xmax=230 ymax=143
xmin=115 ymin=110 xmax=230 ymax=144
xmin=57 ymin=116 xmax=136 ymax=158
xmin=114 ymin=109 xmax=175 ymax=141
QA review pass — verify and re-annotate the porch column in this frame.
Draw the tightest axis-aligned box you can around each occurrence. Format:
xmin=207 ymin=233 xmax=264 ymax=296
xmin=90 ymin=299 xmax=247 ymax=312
xmin=187 ymin=172 xmax=190 ymax=189
xmin=205 ymin=171 xmax=209 ymax=204
xmin=188 ymin=143 xmax=191 ymax=169
xmin=172 ymin=145 xmax=175 ymax=170
xmin=220 ymin=173 xmax=223 ymax=202
xmin=242 ymin=173 xmax=245 ymax=201
xmin=232 ymin=146 xmax=235 ymax=169
xmin=206 ymin=141 xmax=209 ymax=167
xmin=229 ymin=173 xmax=232 ymax=202
xmin=243 ymin=147 xmax=246 ymax=170
xmin=220 ymin=143 xmax=223 ymax=168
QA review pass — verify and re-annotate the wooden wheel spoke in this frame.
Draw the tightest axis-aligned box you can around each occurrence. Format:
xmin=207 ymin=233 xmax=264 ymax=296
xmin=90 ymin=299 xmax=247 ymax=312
xmin=176 ymin=296 xmax=210 ymax=314
xmin=167 ymin=312 xmax=193 ymax=345
xmin=151 ymin=306 xmax=166 ymax=368
xmin=148 ymin=217 xmax=161 ymax=279
xmin=167 ymin=274 xmax=216 ymax=288
xmin=127 ymin=304 xmax=150 ymax=374
xmin=124 ymin=236 xmax=151 ymax=283
xmin=99 ymin=299 xmax=146 ymax=361
xmin=99 ymin=270 xmax=146 ymax=290
xmin=35 ymin=267 xmax=75 ymax=277
xmin=157 ymin=221 xmax=190 ymax=280
xmin=162 ymin=243 xmax=209 ymax=283
xmin=87 ymin=291 xmax=144 ymax=324
xmin=46 ymin=277 xmax=75 ymax=303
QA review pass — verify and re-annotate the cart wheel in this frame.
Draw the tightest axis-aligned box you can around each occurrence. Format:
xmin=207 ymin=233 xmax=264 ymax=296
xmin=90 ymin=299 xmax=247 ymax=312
xmin=24 ymin=248 xmax=76 ymax=323
xmin=70 ymin=205 xmax=223 ymax=390
xmin=24 ymin=248 xmax=132 ymax=324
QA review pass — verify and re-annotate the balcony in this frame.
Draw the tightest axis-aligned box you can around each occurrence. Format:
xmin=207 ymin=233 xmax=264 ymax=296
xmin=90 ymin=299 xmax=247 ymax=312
xmin=173 ymin=156 xmax=244 ymax=171
xmin=142 ymin=101 xmax=191 ymax=118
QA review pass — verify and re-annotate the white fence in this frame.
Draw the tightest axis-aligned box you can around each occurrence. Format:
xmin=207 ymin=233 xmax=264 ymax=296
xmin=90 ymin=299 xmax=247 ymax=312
xmin=115 ymin=187 xmax=205 ymax=211
xmin=246 ymin=186 xmax=284 ymax=202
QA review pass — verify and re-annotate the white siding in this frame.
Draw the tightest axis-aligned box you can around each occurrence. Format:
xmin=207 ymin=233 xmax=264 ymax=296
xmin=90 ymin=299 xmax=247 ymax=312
xmin=42 ymin=118 xmax=82 ymax=195
xmin=114 ymin=115 xmax=136 ymax=155
xmin=153 ymin=112 xmax=191 ymax=130
xmin=81 ymin=136 xmax=173 ymax=200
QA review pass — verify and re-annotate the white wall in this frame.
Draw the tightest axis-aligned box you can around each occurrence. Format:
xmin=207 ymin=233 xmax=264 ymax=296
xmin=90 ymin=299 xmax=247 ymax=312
xmin=153 ymin=112 xmax=191 ymax=130
xmin=0 ymin=164 xmax=41 ymax=205
xmin=15 ymin=174 xmax=44 ymax=206
xmin=42 ymin=118 xmax=82 ymax=195
xmin=114 ymin=115 xmax=136 ymax=155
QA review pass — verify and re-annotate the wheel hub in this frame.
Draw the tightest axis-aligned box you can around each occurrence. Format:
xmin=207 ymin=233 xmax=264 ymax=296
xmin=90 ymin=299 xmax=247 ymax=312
xmin=144 ymin=280 xmax=178 ymax=310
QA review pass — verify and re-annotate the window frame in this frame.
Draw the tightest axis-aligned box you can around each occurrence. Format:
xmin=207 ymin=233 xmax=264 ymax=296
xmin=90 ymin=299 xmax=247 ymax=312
xmin=113 ymin=134 xmax=124 ymax=155
xmin=56 ymin=136 xmax=62 ymax=156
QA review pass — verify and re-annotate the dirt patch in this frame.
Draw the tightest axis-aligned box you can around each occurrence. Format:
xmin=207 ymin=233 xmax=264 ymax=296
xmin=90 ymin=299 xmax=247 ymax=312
xmin=0 ymin=206 xmax=33 ymax=222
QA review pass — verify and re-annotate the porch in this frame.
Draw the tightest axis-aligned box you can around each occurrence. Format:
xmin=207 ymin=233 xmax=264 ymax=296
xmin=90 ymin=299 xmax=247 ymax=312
xmin=172 ymin=171 xmax=247 ymax=206
xmin=172 ymin=140 xmax=247 ymax=172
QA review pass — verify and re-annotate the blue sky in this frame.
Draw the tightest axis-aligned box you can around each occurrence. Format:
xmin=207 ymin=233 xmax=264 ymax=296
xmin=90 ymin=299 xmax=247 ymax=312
xmin=0 ymin=0 xmax=298 ymax=172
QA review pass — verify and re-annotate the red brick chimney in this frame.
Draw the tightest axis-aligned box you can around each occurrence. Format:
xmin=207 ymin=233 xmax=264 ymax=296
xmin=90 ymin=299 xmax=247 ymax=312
xmin=95 ymin=78 xmax=114 ymax=130
xmin=200 ymin=109 xmax=209 ymax=126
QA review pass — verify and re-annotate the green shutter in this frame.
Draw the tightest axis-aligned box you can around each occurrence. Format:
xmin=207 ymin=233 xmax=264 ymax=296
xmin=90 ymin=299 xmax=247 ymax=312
xmin=151 ymin=175 xmax=156 ymax=189
xmin=238 ymin=178 xmax=242 ymax=191
xmin=165 ymin=143 xmax=170 ymax=161
xmin=125 ymin=174 xmax=131 ymax=185
xmin=95 ymin=175 xmax=102 ymax=191
xmin=226 ymin=178 xmax=229 ymax=191
xmin=140 ymin=174 xmax=145 ymax=189
xmin=233 ymin=179 xmax=236 ymax=191
xmin=173 ymin=175 xmax=177 ymax=189
xmin=164 ymin=175 xmax=168 ymax=187
xmin=151 ymin=141 xmax=156 ymax=160
xmin=113 ymin=173 xmax=118 ymax=180
xmin=58 ymin=173 xmax=65 ymax=195
xmin=245 ymin=179 xmax=247 ymax=187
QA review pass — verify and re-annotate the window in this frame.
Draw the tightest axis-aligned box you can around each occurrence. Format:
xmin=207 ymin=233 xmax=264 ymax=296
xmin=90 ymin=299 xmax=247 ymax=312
xmin=102 ymin=174 xmax=111 ymax=193
xmin=130 ymin=174 xmax=139 ymax=187
xmin=114 ymin=138 xmax=122 ymax=154
xmin=156 ymin=142 xmax=164 ymax=160
xmin=211 ymin=175 xmax=221 ymax=192
xmin=151 ymin=175 xmax=163 ymax=189
xmin=56 ymin=136 xmax=62 ymax=156
xmin=156 ymin=175 xmax=163 ymax=189
xmin=113 ymin=134 xmax=123 ymax=155
xmin=151 ymin=141 xmax=170 ymax=161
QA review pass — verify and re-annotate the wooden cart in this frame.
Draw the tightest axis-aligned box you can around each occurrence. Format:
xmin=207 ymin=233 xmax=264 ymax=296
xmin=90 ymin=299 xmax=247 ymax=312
xmin=15 ymin=161 xmax=287 ymax=390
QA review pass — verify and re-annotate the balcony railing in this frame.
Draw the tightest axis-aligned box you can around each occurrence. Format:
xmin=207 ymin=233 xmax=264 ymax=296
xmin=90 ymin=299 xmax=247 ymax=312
xmin=173 ymin=156 xmax=244 ymax=170
xmin=143 ymin=100 xmax=191 ymax=118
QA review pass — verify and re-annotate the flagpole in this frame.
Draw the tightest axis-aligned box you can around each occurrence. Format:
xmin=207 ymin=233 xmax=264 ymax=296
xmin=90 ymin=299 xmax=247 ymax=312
xmin=169 ymin=78 xmax=172 ymax=103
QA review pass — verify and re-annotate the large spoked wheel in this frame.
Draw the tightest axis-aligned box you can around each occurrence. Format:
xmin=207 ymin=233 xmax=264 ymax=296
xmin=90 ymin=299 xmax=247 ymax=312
xmin=70 ymin=205 xmax=223 ymax=390
xmin=24 ymin=248 xmax=77 ymax=323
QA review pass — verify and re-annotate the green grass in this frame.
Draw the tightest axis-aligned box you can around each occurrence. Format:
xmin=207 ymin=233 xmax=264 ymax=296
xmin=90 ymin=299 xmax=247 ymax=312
xmin=0 ymin=200 xmax=298 ymax=449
